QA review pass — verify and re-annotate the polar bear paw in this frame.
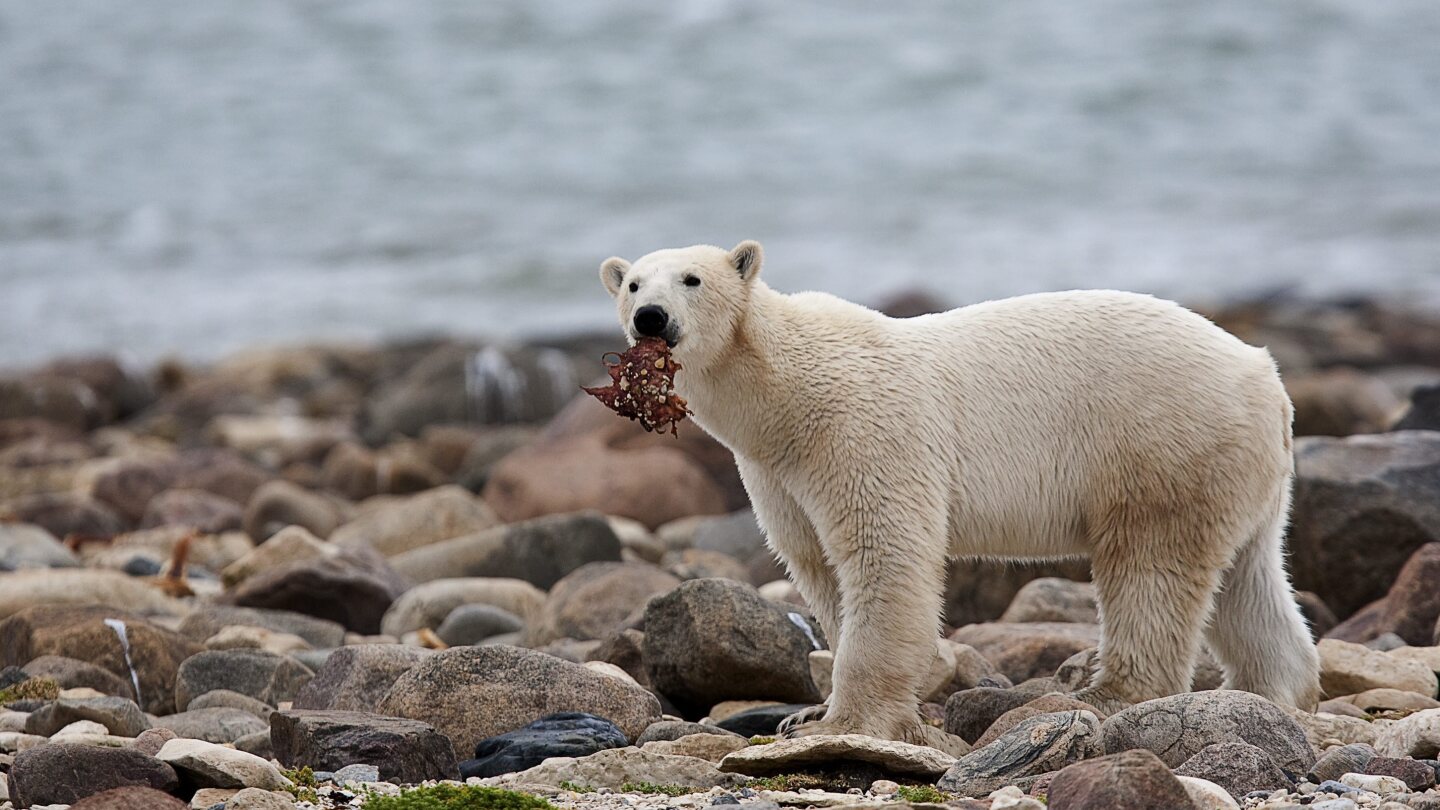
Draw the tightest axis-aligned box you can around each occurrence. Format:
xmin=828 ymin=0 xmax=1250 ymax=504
xmin=777 ymin=703 xmax=828 ymax=735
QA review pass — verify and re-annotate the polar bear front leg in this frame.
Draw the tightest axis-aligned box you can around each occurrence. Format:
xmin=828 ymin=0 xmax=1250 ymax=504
xmin=795 ymin=492 xmax=949 ymax=743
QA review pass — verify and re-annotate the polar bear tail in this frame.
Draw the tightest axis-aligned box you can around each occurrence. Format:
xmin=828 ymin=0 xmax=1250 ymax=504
xmin=1203 ymin=482 xmax=1322 ymax=710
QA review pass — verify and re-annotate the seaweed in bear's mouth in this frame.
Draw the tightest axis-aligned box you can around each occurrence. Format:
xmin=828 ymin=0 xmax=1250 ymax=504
xmin=582 ymin=336 xmax=692 ymax=436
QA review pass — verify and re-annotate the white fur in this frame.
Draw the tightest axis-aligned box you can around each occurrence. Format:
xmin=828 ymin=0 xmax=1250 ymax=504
xmin=599 ymin=242 xmax=1321 ymax=745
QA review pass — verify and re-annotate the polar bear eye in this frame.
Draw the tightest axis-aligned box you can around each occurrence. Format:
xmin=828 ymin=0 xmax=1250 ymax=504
xmin=683 ymin=275 xmax=701 ymax=287
xmin=627 ymin=281 xmax=638 ymax=293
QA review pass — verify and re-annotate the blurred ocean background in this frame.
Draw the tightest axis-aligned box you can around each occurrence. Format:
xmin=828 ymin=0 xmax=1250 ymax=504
xmin=2 ymin=0 xmax=1438 ymax=367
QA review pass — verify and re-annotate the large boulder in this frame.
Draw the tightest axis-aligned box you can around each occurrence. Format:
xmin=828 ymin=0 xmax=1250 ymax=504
xmin=270 ymin=709 xmax=459 ymax=783
xmin=23 ymin=696 xmax=150 ymax=738
xmin=1045 ymin=749 xmax=1197 ymax=810
xmin=229 ymin=543 xmax=407 ymax=634
xmin=380 ymin=578 xmax=545 ymax=638
xmin=376 ymin=645 xmax=662 ymax=752
xmin=526 ymin=562 xmax=680 ymax=645
xmin=389 ymin=512 xmax=624 ymax=587
xmin=0 ymin=606 xmax=200 ymax=714
xmin=1099 ymin=690 xmax=1315 ymax=776
xmin=292 ymin=644 xmax=433 ymax=711
xmin=175 ymin=649 xmax=313 ymax=710
xmin=7 ymin=743 xmax=178 ymax=807
xmin=643 ymin=578 xmax=823 ymax=716
xmin=331 ymin=485 xmax=500 ymax=557
xmin=1174 ymin=741 xmax=1293 ymax=799
xmin=1289 ymin=432 xmax=1440 ymax=619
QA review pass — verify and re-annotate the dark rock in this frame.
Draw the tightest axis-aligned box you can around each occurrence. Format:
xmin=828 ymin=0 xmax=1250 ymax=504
xmin=243 ymin=479 xmax=346 ymax=541
xmin=460 ymin=712 xmax=629 ymax=778
xmin=230 ymin=543 xmax=407 ymax=634
xmin=589 ymin=629 xmax=651 ymax=688
xmin=375 ymin=644 xmax=662 ymax=752
xmin=937 ymin=710 xmax=1102 ymax=797
xmin=1296 ymin=591 xmax=1339 ymax=640
xmin=713 ymin=704 xmax=816 ymax=737
xmin=70 ymin=786 xmax=188 ymax=810
xmin=943 ymin=558 xmax=1093 ymax=627
xmin=149 ymin=707 xmax=269 ymax=743
xmin=22 ymin=654 xmax=135 ymax=700
xmin=636 ymin=719 xmax=742 ymax=744
xmin=1377 ymin=542 xmax=1440 ymax=645
xmin=944 ymin=687 xmax=1040 ymax=744
xmin=1174 ymin=741 xmax=1293 ymax=799
xmin=527 ymin=561 xmax=680 ymax=645
xmin=175 ymin=649 xmax=313 ymax=710
xmin=643 ymin=578 xmax=823 ymax=717
xmin=1363 ymin=755 xmax=1436 ymax=790
xmin=0 ymin=605 xmax=200 ymax=714
xmin=1393 ymin=384 xmax=1440 ymax=431
xmin=1045 ymin=749 xmax=1196 ymax=810
xmin=292 ymin=644 xmax=432 ymax=712
xmin=1290 ymin=432 xmax=1440 ymax=619
xmin=389 ymin=511 xmax=624 ymax=588
xmin=3 ymin=491 xmax=127 ymax=538
xmin=1307 ymin=743 xmax=1377 ymax=784
xmin=7 ymin=742 xmax=179 ymax=807
xmin=948 ymin=622 xmax=1101 ymax=683
xmin=0 ymin=522 xmax=79 ymax=570
xmin=177 ymin=605 xmax=347 ymax=649
xmin=1099 ymin=690 xmax=1315 ymax=775
xmin=271 ymin=709 xmax=459 ymax=783
xmin=234 ymin=729 xmax=274 ymax=759
xmin=23 ymin=695 xmax=150 ymax=737
xmin=436 ymin=604 xmax=525 ymax=646
xmin=139 ymin=488 xmax=244 ymax=534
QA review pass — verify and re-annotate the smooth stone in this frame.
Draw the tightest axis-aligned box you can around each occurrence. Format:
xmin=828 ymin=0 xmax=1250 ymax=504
xmin=378 ymin=578 xmax=545 ymax=638
xmin=148 ymin=707 xmax=268 ymax=744
xmin=1319 ymin=639 xmax=1438 ymax=698
xmin=0 ymin=523 xmax=79 ymax=570
xmin=225 ymin=787 xmax=298 ymax=810
xmin=1375 ymin=708 xmax=1440 ymax=758
xmin=330 ymin=485 xmax=500 ymax=557
xmin=174 ymin=649 xmax=312 ymax=709
xmin=1338 ymin=772 xmax=1408 ymax=794
xmin=229 ymin=543 xmax=407 ymax=635
xmin=155 ymin=737 xmax=292 ymax=790
xmin=1176 ymin=741 xmax=1293 ymax=799
xmin=944 ymin=687 xmax=1037 ymax=744
xmin=635 ymin=720 xmax=742 ymax=745
xmin=719 ymin=734 xmax=958 ymax=778
xmin=389 ymin=512 xmax=624 ymax=588
xmin=1045 ymin=749 xmax=1194 ymax=810
xmin=948 ymin=622 xmax=1101 ymax=683
xmin=1100 ymin=690 xmax=1316 ymax=775
xmin=23 ymin=696 xmax=150 ymax=738
xmin=175 ymin=605 xmax=346 ymax=650
xmin=435 ymin=604 xmax=525 ymax=647
xmin=21 ymin=656 xmax=135 ymax=702
xmin=998 ymin=578 xmax=1099 ymax=624
xmin=1309 ymin=743 xmax=1378 ymax=784
xmin=185 ymin=689 xmax=275 ymax=720
xmin=460 ymin=712 xmax=628 ymax=779
xmin=269 ymin=709 xmax=459 ymax=783
xmin=1362 ymin=755 xmax=1437 ymax=790
xmin=641 ymin=733 xmax=749 ymax=763
xmin=1175 ymin=775 xmax=1241 ymax=810
xmin=203 ymin=625 xmax=312 ymax=656
xmin=525 ymin=561 xmax=680 ymax=646
xmin=937 ymin=710 xmax=1102 ymax=797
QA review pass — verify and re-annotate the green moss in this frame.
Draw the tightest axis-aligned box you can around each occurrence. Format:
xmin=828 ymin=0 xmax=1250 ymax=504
xmin=748 ymin=736 xmax=776 ymax=745
xmin=280 ymin=765 xmax=319 ymax=804
xmin=746 ymin=773 xmax=833 ymax=792
xmin=0 ymin=676 xmax=60 ymax=704
xmin=362 ymin=785 xmax=555 ymax=810
xmin=896 ymin=785 xmax=951 ymax=803
xmin=557 ymin=781 xmax=588 ymax=793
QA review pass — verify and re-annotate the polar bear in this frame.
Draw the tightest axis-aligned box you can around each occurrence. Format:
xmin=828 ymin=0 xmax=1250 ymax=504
xmin=598 ymin=241 xmax=1321 ymax=748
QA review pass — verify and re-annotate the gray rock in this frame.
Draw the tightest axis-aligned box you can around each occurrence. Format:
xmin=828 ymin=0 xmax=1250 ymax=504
xmin=1290 ymin=432 xmax=1440 ymax=619
xmin=1100 ymin=690 xmax=1315 ymax=776
xmin=526 ymin=561 xmax=680 ymax=645
xmin=1175 ymin=741 xmax=1293 ymax=799
xmin=943 ymin=687 xmax=1037 ymax=744
xmin=376 ymin=644 xmax=662 ymax=752
xmin=1308 ymin=743 xmax=1377 ymax=784
xmin=636 ymin=720 xmax=742 ymax=745
xmin=436 ymin=604 xmax=525 ymax=647
xmin=7 ymin=742 xmax=178 ymax=807
xmin=175 ymin=649 xmax=313 ymax=710
xmin=177 ymin=605 xmax=347 ymax=649
xmin=333 ymin=763 xmax=381 ymax=784
xmin=186 ymin=689 xmax=275 ymax=720
xmin=937 ymin=710 xmax=1102 ymax=797
xmin=389 ymin=512 xmax=623 ymax=587
xmin=643 ymin=578 xmax=824 ymax=716
xmin=502 ymin=747 xmax=746 ymax=790
xmin=380 ymin=578 xmax=544 ymax=638
xmin=235 ymin=729 xmax=275 ymax=759
xmin=23 ymin=696 xmax=150 ymax=738
xmin=718 ymin=734 xmax=958 ymax=779
xmin=291 ymin=644 xmax=432 ymax=712
xmin=999 ymin=578 xmax=1099 ymax=624
xmin=230 ymin=543 xmax=408 ymax=634
xmin=148 ymin=707 xmax=269 ymax=744
xmin=270 ymin=709 xmax=458 ymax=783
xmin=0 ymin=523 xmax=79 ymax=570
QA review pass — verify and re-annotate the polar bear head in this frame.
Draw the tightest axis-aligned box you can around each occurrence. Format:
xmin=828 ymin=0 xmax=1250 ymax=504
xmin=598 ymin=240 xmax=763 ymax=370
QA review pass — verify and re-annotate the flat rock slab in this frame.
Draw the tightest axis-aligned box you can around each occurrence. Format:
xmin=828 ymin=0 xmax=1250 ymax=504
xmin=495 ymin=747 xmax=747 ymax=790
xmin=7 ymin=742 xmax=179 ymax=807
xmin=719 ymin=734 xmax=957 ymax=778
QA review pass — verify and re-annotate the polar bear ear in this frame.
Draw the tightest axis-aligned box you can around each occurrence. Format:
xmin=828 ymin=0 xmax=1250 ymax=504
xmin=728 ymin=240 xmax=763 ymax=282
xmin=599 ymin=257 xmax=630 ymax=297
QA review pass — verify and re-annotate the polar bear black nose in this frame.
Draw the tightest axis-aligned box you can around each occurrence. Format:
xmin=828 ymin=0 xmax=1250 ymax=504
xmin=634 ymin=305 xmax=669 ymax=337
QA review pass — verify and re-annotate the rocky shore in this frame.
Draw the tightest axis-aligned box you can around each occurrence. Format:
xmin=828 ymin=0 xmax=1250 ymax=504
xmin=3 ymin=293 xmax=1440 ymax=810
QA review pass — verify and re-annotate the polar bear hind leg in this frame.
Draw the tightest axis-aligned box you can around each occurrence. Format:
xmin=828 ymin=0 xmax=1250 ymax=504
xmin=1203 ymin=484 xmax=1321 ymax=710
